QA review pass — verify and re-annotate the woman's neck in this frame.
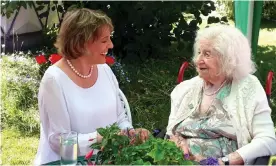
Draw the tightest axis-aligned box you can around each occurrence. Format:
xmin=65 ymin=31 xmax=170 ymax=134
xmin=65 ymin=57 xmax=92 ymax=76
xmin=204 ymin=76 xmax=227 ymax=90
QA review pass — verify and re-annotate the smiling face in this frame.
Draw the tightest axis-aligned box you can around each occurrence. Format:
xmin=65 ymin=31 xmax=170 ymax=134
xmin=85 ymin=25 xmax=114 ymax=64
xmin=195 ymin=40 xmax=222 ymax=82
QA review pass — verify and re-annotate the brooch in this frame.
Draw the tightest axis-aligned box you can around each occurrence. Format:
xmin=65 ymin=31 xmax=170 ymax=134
xmin=188 ymin=103 xmax=194 ymax=109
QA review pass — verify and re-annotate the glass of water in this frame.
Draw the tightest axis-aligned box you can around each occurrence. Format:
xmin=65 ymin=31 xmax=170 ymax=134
xmin=60 ymin=131 xmax=78 ymax=165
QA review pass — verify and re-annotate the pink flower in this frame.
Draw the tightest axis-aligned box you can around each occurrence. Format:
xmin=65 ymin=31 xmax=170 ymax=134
xmin=85 ymin=149 xmax=94 ymax=160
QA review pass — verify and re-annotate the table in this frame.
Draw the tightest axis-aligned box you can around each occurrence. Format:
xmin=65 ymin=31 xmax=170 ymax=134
xmin=43 ymin=155 xmax=276 ymax=165
xmin=44 ymin=155 xmax=96 ymax=165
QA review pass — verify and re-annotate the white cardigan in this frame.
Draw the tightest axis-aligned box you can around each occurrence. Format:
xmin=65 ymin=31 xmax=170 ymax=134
xmin=34 ymin=64 xmax=132 ymax=165
xmin=166 ymin=75 xmax=276 ymax=164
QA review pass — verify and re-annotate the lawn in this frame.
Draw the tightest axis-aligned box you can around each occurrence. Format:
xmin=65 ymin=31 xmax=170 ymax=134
xmin=1 ymin=129 xmax=39 ymax=165
xmin=1 ymin=19 xmax=276 ymax=165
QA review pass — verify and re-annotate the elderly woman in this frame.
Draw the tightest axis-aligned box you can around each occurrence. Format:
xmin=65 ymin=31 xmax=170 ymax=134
xmin=34 ymin=8 xmax=149 ymax=165
xmin=166 ymin=25 xmax=276 ymax=165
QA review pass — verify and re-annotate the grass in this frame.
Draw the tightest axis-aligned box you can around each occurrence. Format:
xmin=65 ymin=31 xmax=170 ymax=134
xmin=1 ymin=129 xmax=39 ymax=165
xmin=258 ymin=22 xmax=276 ymax=46
xmin=1 ymin=19 xmax=276 ymax=165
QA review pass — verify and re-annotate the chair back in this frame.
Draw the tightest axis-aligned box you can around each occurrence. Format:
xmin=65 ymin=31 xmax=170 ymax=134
xmin=119 ymin=89 xmax=132 ymax=124
xmin=265 ymin=71 xmax=274 ymax=105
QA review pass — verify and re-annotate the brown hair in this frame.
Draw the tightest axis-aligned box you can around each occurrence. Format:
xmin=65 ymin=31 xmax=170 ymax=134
xmin=54 ymin=8 xmax=113 ymax=59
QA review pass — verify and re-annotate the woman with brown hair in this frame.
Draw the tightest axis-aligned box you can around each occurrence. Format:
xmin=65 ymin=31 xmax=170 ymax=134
xmin=34 ymin=8 xmax=141 ymax=165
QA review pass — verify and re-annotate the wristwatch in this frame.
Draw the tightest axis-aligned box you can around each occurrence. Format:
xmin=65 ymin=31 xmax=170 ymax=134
xmin=221 ymin=156 xmax=229 ymax=165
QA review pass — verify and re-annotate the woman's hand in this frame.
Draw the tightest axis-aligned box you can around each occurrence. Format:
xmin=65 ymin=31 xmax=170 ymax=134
xmin=120 ymin=128 xmax=135 ymax=137
xmin=134 ymin=128 xmax=150 ymax=142
xmin=169 ymin=134 xmax=190 ymax=158
xmin=189 ymin=154 xmax=205 ymax=162
xmin=120 ymin=128 xmax=150 ymax=142
xmin=96 ymin=133 xmax=103 ymax=143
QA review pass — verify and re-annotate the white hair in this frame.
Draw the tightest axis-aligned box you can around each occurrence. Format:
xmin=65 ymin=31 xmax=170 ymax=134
xmin=193 ymin=25 xmax=256 ymax=81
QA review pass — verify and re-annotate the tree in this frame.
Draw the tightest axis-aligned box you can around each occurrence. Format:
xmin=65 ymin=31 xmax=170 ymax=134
xmin=2 ymin=1 xmax=225 ymax=61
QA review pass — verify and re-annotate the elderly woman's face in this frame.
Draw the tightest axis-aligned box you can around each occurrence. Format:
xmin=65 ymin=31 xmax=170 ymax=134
xmin=195 ymin=40 xmax=221 ymax=81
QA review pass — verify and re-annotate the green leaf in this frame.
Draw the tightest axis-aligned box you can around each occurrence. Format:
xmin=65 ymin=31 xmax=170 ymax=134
xmin=102 ymin=139 xmax=108 ymax=147
xmin=147 ymin=143 xmax=165 ymax=163
xmin=97 ymin=128 xmax=107 ymax=137
xmin=181 ymin=160 xmax=198 ymax=165
xmin=57 ymin=5 xmax=64 ymax=13
xmin=131 ymin=159 xmax=144 ymax=165
xmin=51 ymin=6 xmax=56 ymax=11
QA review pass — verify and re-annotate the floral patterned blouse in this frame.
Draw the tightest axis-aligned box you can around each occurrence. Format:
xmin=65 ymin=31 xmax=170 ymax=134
xmin=173 ymin=85 xmax=238 ymax=158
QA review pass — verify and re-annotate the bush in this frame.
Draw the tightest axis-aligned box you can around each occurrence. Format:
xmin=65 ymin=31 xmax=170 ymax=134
xmin=2 ymin=1 xmax=226 ymax=62
xmin=121 ymin=49 xmax=195 ymax=130
xmin=255 ymin=45 xmax=276 ymax=123
xmin=263 ymin=1 xmax=276 ymax=21
xmin=1 ymin=53 xmax=41 ymax=133
xmin=61 ymin=1 xmax=217 ymax=62
xmin=216 ymin=0 xmax=234 ymax=20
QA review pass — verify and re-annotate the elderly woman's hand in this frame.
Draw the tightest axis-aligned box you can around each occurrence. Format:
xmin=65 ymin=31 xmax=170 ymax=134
xmin=189 ymin=154 xmax=205 ymax=162
xmin=169 ymin=134 xmax=190 ymax=159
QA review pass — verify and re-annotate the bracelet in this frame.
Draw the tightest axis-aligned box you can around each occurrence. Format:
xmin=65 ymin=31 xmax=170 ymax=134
xmin=199 ymin=157 xmax=219 ymax=165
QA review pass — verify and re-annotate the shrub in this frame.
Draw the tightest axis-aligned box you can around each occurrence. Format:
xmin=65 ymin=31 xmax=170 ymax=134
xmin=263 ymin=1 xmax=276 ymax=21
xmin=62 ymin=1 xmax=217 ymax=62
xmin=216 ymin=0 xmax=234 ymax=20
xmin=2 ymin=1 xmax=220 ymax=62
xmin=1 ymin=53 xmax=41 ymax=133
xmin=121 ymin=50 xmax=195 ymax=130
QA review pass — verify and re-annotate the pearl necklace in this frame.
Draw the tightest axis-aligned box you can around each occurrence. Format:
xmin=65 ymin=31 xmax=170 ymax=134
xmin=66 ymin=59 xmax=93 ymax=79
xmin=203 ymin=80 xmax=227 ymax=96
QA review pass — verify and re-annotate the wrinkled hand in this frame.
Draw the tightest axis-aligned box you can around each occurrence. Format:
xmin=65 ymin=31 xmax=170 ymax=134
xmin=169 ymin=134 xmax=207 ymax=162
xmin=189 ymin=154 xmax=205 ymax=162
xmin=169 ymin=134 xmax=190 ymax=158
xmin=134 ymin=128 xmax=150 ymax=142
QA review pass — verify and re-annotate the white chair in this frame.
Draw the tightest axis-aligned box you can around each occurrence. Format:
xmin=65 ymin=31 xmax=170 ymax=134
xmin=118 ymin=89 xmax=132 ymax=124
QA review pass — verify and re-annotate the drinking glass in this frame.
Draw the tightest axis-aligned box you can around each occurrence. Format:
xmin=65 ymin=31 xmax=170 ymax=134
xmin=60 ymin=131 xmax=78 ymax=165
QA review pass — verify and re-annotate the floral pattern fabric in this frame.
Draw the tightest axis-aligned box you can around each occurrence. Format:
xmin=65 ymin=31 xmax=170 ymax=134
xmin=174 ymin=85 xmax=238 ymax=158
